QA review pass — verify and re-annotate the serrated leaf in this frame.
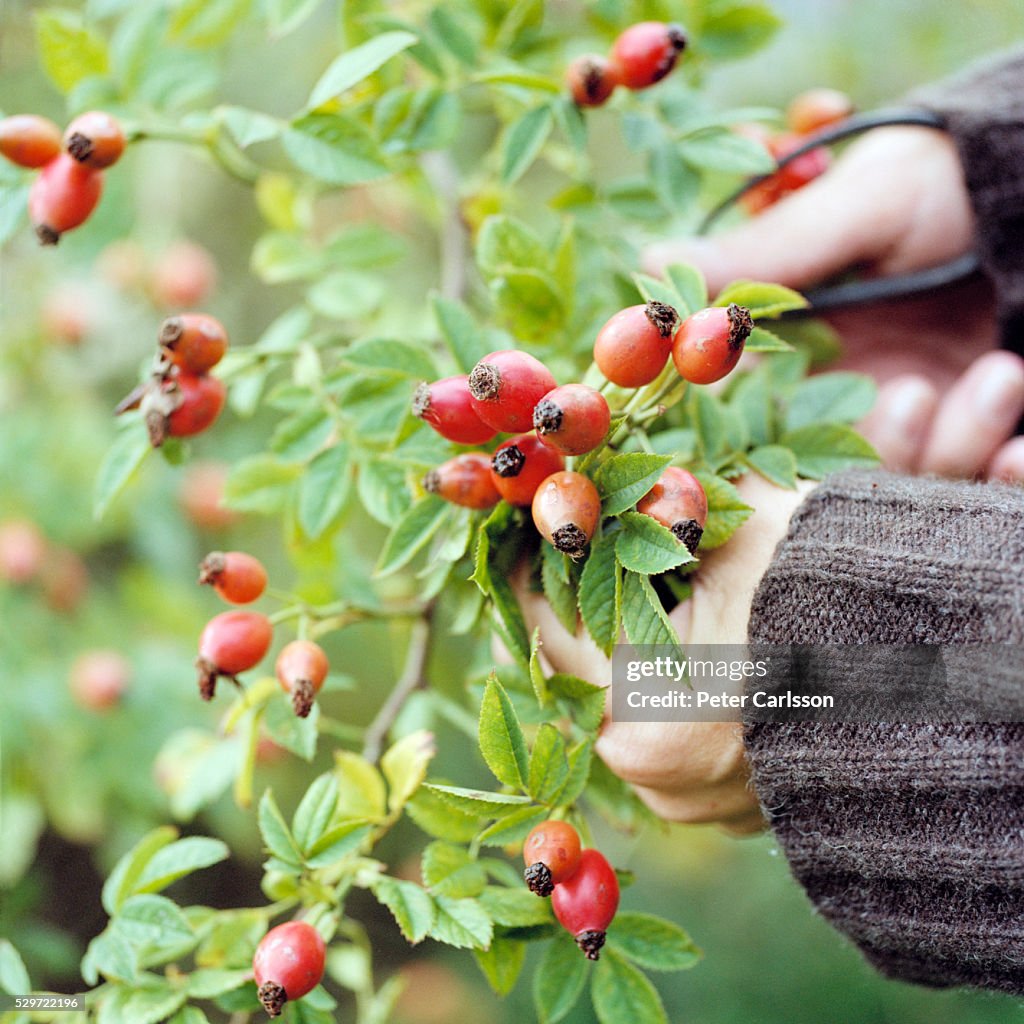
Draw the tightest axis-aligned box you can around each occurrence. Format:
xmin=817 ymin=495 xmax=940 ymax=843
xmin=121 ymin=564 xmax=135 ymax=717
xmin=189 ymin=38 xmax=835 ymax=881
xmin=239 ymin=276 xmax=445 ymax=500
xmin=422 ymin=784 xmax=533 ymax=818
xmin=779 ymin=423 xmax=879 ymax=478
xmin=298 ymin=442 xmax=351 ymax=539
xmin=578 ymin=534 xmax=621 ymax=656
xmin=334 ymin=750 xmax=388 ymax=820
xmin=479 ymin=675 xmax=529 ymax=789
xmin=258 ymin=790 xmax=303 ymax=865
xmin=429 ymin=895 xmax=493 ymax=950
xmin=680 ymin=131 xmax=775 ymax=174
xmin=372 ymin=878 xmax=435 ymax=944
xmin=406 ymin=786 xmax=482 ymax=841
xmin=283 ymin=113 xmax=388 ymax=185
xmin=477 ymin=886 xmax=553 ymax=928
xmin=527 ymin=724 xmax=569 ymax=804
xmin=35 ymin=10 xmax=109 ymax=93
xmin=375 ymin=496 xmax=449 ymax=576
xmin=620 ymin=572 xmax=680 ymax=647
xmin=474 ymin=936 xmax=526 ymax=996
xmin=785 ymin=372 xmax=877 ymax=431
xmin=224 ymin=455 xmax=301 ymax=514
xmin=694 ymin=473 xmax=754 ymax=549
xmin=615 ymin=512 xmax=694 ymax=575
xmin=607 ymin=912 xmax=702 ymax=971
xmin=540 ymin=545 xmax=578 ymax=635
xmin=592 ymin=949 xmax=667 ymax=1024
xmin=595 ymin=454 xmax=671 ymax=517
xmin=477 ymin=214 xmax=551 ymax=276
xmin=432 ymin=294 xmax=491 ymax=372
xmin=102 ymin=827 xmax=179 ymax=916
xmin=534 ymin=934 xmax=587 ymax=1024
xmin=557 ymin=740 xmax=594 ymax=805
xmin=421 ymin=842 xmax=487 ymax=898
xmin=501 ymin=104 xmax=553 ymax=184
xmin=291 ymin=774 xmax=339 ymax=853
xmin=715 ymin=280 xmax=808 ymax=318
xmin=82 ymin=928 xmax=138 ymax=986
xmin=134 ymin=837 xmax=229 ymax=895
xmin=474 ymin=806 xmax=549 ymax=847
xmin=263 ymin=695 xmax=319 ymax=760
xmin=665 ymin=263 xmax=707 ymax=316
xmin=547 ymin=674 xmax=606 ymax=733
xmin=305 ymin=821 xmax=373 ymax=867
xmin=631 ymin=272 xmax=685 ymax=311
xmin=745 ymin=326 xmax=795 ymax=352
xmin=307 ymin=31 xmax=418 ymax=108
xmin=744 ymin=445 xmax=797 ymax=489
xmin=381 ymin=729 xmax=435 ymax=814
xmin=343 ymin=337 xmax=438 ymax=379
xmin=94 ymin=429 xmax=151 ymax=520
xmin=116 ymin=894 xmax=193 ymax=946
xmin=489 ymin=569 xmax=531 ymax=666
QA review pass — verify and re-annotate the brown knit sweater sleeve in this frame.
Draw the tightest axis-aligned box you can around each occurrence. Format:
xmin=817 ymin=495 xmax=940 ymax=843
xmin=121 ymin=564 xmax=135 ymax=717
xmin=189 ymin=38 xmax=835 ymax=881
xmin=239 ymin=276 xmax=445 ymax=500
xmin=908 ymin=48 xmax=1024 ymax=353
xmin=744 ymin=470 xmax=1024 ymax=995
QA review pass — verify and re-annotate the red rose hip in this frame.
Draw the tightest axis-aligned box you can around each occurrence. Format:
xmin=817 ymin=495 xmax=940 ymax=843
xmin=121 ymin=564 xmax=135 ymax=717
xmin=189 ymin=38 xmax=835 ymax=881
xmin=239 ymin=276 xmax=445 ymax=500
xmin=786 ymin=87 xmax=854 ymax=135
xmin=610 ymin=21 xmax=687 ymax=91
xmin=490 ymin=434 xmax=565 ymax=507
xmin=159 ymin=312 xmax=229 ymax=374
xmin=151 ymin=241 xmax=218 ymax=308
xmin=672 ymin=304 xmax=753 ymax=385
xmin=533 ymin=383 xmax=610 ymax=455
xmin=424 ymin=453 xmax=501 ymax=510
xmin=770 ymin=131 xmax=831 ymax=192
xmin=69 ymin=650 xmax=131 ymax=712
xmin=637 ymin=466 xmax=708 ymax=554
xmin=468 ymin=350 xmax=557 ymax=433
xmin=522 ymin=820 xmax=582 ymax=897
xmin=0 ymin=114 xmax=62 ymax=168
xmin=276 ymin=640 xmax=329 ymax=718
xmin=143 ymin=372 xmax=226 ymax=447
xmin=532 ymin=471 xmax=601 ymax=558
xmin=412 ymin=375 xmax=496 ymax=444
xmin=253 ymin=920 xmax=326 ymax=1018
xmin=198 ymin=551 xmax=267 ymax=604
xmin=551 ymin=848 xmax=620 ymax=959
xmin=594 ymin=301 xmax=679 ymax=388
xmin=29 ymin=154 xmax=103 ymax=245
xmin=196 ymin=610 xmax=273 ymax=700
xmin=565 ymin=55 xmax=618 ymax=107
xmin=63 ymin=111 xmax=126 ymax=169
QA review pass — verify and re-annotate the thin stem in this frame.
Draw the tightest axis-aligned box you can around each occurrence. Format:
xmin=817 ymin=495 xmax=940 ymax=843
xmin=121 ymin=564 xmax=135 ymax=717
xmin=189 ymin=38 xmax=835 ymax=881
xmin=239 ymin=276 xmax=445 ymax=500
xmin=361 ymin=606 xmax=435 ymax=763
xmin=420 ymin=151 xmax=469 ymax=301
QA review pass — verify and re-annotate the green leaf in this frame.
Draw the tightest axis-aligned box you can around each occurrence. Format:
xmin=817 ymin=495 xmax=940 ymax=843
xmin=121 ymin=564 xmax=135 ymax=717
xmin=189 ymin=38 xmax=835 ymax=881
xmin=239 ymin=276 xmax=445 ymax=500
xmin=306 ymin=31 xmax=418 ymax=108
xmin=169 ymin=0 xmax=250 ymax=46
xmin=479 ymin=675 xmax=529 ymax=790
xmin=258 ymin=790 xmax=303 ymax=866
xmin=649 ymin=141 xmax=698 ymax=211
xmin=592 ymin=949 xmax=667 ymax=1024
xmin=217 ymin=105 xmax=284 ymax=147
xmin=715 ymin=280 xmax=808 ymax=318
xmin=631 ymin=272 xmax=685 ymax=311
xmin=616 ymin=512 xmax=694 ymax=575
xmin=375 ymin=496 xmax=449 ymax=576
xmin=429 ymin=896 xmax=493 ymax=949
xmin=381 ymin=729 xmax=435 ymax=813
xmin=407 ymin=786 xmax=483 ymax=842
xmin=421 ymin=842 xmax=487 ymax=898
xmin=533 ymin=934 xmax=587 ymax=1024
xmin=490 ymin=269 xmax=565 ymax=340
xmin=102 ymin=826 xmax=179 ymax=916
xmin=422 ymin=784 xmax=533 ymax=818
xmin=729 ymin=373 xmax=773 ymax=446
xmin=343 ymin=337 xmax=438 ymax=379
xmin=745 ymin=326 xmax=795 ymax=353
xmin=266 ymin=0 xmax=321 ymax=36
xmin=121 ymin=982 xmax=188 ymax=1024
xmin=620 ymin=572 xmax=680 ymax=647
xmin=283 ymin=113 xmax=388 ymax=185
xmin=607 ymin=912 xmax=702 ymax=971
xmin=744 ymin=445 xmax=797 ymax=489
xmin=785 ymin=372 xmax=877 ymax=431
xmin=474 ymin=806 xmax=548 ymax=847
xmin=595 ymin=454 xmax=671 ymax=517
xmin=116 ymin=894 xmax=194 ymax=947
xmin=694 ymin=473 xmax=754 ymax=549
xmin=477 ymin=214 xmax=550 ymax=276
xmin=82 ymin=928 xmax=138 ymax=985
xmin=680 ymin=131 xmax=775 ymax=174
xmin=700 ymin=3 xmax=782 ymax=60
xmin=298 ymin=442 xmax=351 ymax=539
xmin=779 ymin=423 xmax=879 ymax=478
xmin=547 ymin=675 xmax=606 ymax=733
xmin=334 ymin=750 xmax=387 ymax=820
xmin=224 ymin=455 xmax=301 ymax=514
xmin=501 ymin=104 xmax=553 ymax=184
xmin=477 ymin=886 xmax=552 ymax=927
xmin=135 ymin=837 xmax=230 ymax=894
xmin=557 ymin=740 xmax=594 ymax=805
xmin=474 ymin=936 xmax=527 ymax=996
xmin=540 ymin=545 xmax=577 ymax=635
xmin=0 ymin=940 xmax=31 ymax=995
xmin=307 ymin=271 xmax=386 ymax=320
xmin=291 ymin=774 xmax=339 ymax=853
xmin=170 ymin=1007 xmax=213 ymax=1024
xmin=577 ymin=534 xmax=621 ymax=657
xmin=432 ymin=294 xmax=491 ymax=372
xmin=304 ymin=821 xmax=373 ymax=867
xmin=527 ymin=724 xmax=569 ymax=804
xmin=35 ymin=10 xmax=109 ymax=93
xmin=489 ymin=568 xmax=532 ymax=667
xmin=665 ymin=263 xmax=708 ymax=317
xmin=357 ymin=458 xmax=412 ymax=527
xmin=371 ymin=878 xmax=435 ymax=944
xmin=94 ymin=429 xmax=151 ymax=520
xmin=186 ymin=969 xmax=251 ymax=999
xmin=263 ymin=697 xmax=319 ymax=761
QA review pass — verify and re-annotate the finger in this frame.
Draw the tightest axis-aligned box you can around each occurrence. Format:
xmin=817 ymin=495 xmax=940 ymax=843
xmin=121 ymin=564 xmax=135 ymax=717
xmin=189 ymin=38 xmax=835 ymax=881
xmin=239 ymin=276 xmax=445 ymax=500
xmin=857 ymin=375 xmax=938 ymax=473
xmin=918 ymin=351 xmax=1024 ymax=478
xmin=631 ymin=781 xmax=760 ymax=826
xmin=987 ymin=436 xmax=1024 ymax=483
xmin=718 ymin=808 xmax=767 ymax=837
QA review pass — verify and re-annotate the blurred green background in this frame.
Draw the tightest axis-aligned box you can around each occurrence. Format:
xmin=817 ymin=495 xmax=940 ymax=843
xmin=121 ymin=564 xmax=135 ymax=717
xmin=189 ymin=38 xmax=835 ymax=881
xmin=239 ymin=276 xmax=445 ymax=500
xmin=2 ymin=1 xmax=1023 ymax=1022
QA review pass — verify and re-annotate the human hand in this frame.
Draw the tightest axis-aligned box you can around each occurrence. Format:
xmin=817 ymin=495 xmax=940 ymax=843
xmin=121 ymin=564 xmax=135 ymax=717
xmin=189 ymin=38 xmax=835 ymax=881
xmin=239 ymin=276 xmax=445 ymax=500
xmin=647 ymin=127 xmax=999 ymax=391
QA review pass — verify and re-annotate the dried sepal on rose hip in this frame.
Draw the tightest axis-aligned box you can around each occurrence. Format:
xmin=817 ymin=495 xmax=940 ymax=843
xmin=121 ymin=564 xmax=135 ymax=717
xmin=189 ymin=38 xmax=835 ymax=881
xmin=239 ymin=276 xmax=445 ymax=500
xmin=142 ymin=371 xmax=226 ymax=447
xmin=468 ymin=350 xmax=558 ymax=433
xmin=637 ymin=466 xmax=708 ymax=554
xmin=424 ymin=453 xmax=501 ymax=510
xmin=253 ymin=920 xmax=326 ymax=1018
xmin=0 ymin=114 xmax=62 ymax=168
xmin=522 ymin=820 xmax=582 ymax=897
xmin=159 ymin=312 xmax=229 ymax=375
xmin=565 ymin=54 xmax=619 ymax=107
xmin=532 ymin=471 xmax=601 ymax=559
xmin=195 ymin=610 xmax=273 ymax=701
xmin=63 ymin=111 xmax=126 ymax=169
xmin=412 ymin=374 xmax=496 ymax=445
xmin=533 ymin=383 xmax=611 ymax=456
xmin=610 ymin=21 xmax=688 ymax=91
xmin=198 ymin=551 xmax=267 ymax=605
xmin=490 ymin=434 xmax=565 ymax=507
xmin=276 ymin=640 xmax=329 ymax=718
xmin=672 ymin=303 xmax=754 ymax=385
xmin=593 ymin=301 xmax=679 ymax=388
xmin=551 ymin=848 xmax=620 ymax=960
xmin=29 ymin=154 xmax=103 ymax=245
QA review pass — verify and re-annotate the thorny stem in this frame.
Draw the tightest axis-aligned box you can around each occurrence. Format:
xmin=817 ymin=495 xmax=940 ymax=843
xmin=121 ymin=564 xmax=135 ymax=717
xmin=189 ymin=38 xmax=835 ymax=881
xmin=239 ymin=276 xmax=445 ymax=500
xmin=361 ymin=605 xmax=435 ymax=763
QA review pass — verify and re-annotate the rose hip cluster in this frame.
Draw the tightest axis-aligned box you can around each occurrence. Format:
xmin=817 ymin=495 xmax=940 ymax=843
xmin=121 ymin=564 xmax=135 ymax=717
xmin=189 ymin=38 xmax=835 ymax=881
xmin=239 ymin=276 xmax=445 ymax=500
xmin=0 ymin=111 xmax=126 ymax=244
xmin=115 ymin=313 xmax=229 ymax=447
xmin=736 ymin=87 xmax=854 ymax=214
xmin=566 ymin=21 xmax=688 ymax=108
xmin=414 ymin=298 xmax=747 ymax=558
xmin=523 ymin=820 xmax=619 ymax=960
xmin=195 ymin=550 xmax=329 ymax=718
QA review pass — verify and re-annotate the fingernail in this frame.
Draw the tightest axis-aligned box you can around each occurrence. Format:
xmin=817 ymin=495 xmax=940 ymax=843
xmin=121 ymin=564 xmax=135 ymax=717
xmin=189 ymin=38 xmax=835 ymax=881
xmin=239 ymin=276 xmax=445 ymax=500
xmin=973 ymin=361 xmax=1024 ymax=426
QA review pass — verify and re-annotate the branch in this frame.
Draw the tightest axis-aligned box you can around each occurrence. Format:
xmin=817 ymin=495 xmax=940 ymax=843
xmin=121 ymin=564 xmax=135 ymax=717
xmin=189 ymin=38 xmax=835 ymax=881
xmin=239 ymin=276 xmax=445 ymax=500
xmin=420 ymin=151 xmax=470 ymax=301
